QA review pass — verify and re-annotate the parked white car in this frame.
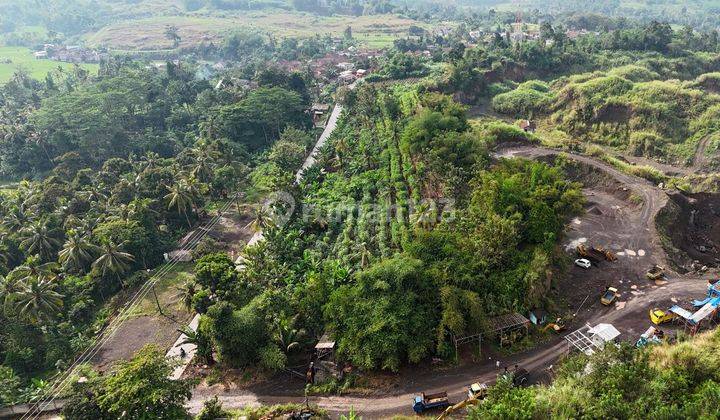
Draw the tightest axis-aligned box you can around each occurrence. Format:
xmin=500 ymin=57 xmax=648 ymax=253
xmin=575 ymin=258 xmax=592 ymax=269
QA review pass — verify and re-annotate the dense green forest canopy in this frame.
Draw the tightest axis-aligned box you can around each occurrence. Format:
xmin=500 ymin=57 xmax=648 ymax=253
xmin=0 ymin=56 xmax=317 ymax=405
xmin=0 ymin=61 xmax=311 ymax=178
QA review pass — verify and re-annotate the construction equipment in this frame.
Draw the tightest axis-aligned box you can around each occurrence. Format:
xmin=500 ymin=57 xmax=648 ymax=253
xmin=542 ymin=317 xmax=566 ymax=333
xmin=646 ymin=265 xmax=665 ymax=281
xmin=467 ymin=382 xmax=488 ymax=399
xmin=436 ymin=397 xmax=480 ymax=420
xmin=600 ymin=287 xmax=618 ymax=306
xmin=650 ymin=308 xmax=676 ymax=325
xmin=596 ymin=246 xmax=617 ymax=262
xmin=412 ymin=391 xmax=451 ymax=414
xmin=577 ymin=245 xmax=616 ymax=263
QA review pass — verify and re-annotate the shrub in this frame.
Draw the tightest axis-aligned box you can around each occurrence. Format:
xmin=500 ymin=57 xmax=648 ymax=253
xmin=608 ymin=65 xmax=660 ymax=82
xmin=192 ymin=237 xmax=222 ymax=260
xmin=192 ymin=289 xmax=213 ymax=314
xmin=258 ymin=345 xmax=287 ymax=371
xmin=476 ymin=121 xmax=539 ymax=146
xmin=195 ymin=396 xmax=230 ymax=420
xmin=492 ymin=81 xmax=554 ymax=117
xmin=627 ymin=132 xmax=667 ymax=158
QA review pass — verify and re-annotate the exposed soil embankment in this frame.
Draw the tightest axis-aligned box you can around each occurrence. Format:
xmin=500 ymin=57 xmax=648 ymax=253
xmin=561 ymin=158 xmax=634 ymax=203
xmin=657 ymin=191 xmax=720 ymax=272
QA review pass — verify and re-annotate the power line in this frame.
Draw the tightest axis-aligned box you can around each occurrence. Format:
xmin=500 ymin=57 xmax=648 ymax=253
xmin=21 ymin=196 xmax=237 ymax=419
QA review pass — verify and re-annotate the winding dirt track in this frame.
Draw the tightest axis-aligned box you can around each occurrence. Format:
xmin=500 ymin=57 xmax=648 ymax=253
xmin=187 ymin=145 xmax=712 ymax=418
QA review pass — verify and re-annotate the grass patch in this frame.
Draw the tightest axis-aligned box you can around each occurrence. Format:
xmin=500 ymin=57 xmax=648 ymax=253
xmin=305 ymin=374 xmax=359 ymax=396
xmin=583 ymin=144 xmax=667 ymax=183
xmin=127 ymin=261 xmax=195 ymax=318
xmin=0 ymin=47 xmax=98 ymax=83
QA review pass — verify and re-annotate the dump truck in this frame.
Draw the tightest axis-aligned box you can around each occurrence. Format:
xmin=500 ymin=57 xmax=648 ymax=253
xmin=412 ymin=391 xmax=451 ymax=414
xmin=650 ymin=308 xmax=676 ymax=325
xmin=601 ymin=287 xmax=618 ymax=306
xmin=646 ymin=265 xmax=665 ymax=281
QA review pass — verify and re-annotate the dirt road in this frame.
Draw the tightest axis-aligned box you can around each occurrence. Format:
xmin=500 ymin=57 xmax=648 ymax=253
xmin=187 ymin=144 xmax=715 ymax=418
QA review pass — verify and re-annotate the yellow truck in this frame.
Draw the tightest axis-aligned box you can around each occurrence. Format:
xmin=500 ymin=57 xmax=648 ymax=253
xmin=601 ymin=287 xmax=618 ymax=306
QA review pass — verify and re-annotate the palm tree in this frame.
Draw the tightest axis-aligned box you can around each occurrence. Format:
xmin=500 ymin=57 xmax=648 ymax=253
xmin=334 ymin=137 xmax=350 ymax=169
xmin=2 ymin=206 xmax=32 ymax=232
xmin=8 ymin=255 xmax=59 ymax=284
xmin=12 ymin=278 xmax=64 ymax=324
xmin=0 ymin=275 xmax=23 ymax=314
xmin=356 ymin=242 xmax=372 ymax=269
xmin=58 ymin=231 xmax=100 ymax=273
xmin=19 ymin=220 xmax=61 ymax=261
xmin=79 ymin=185 xmax=108 ymax=205
xmin=410 ymin=201 xmax=437 ymax=231
xmin=173 ymin=280 xmax=197 ymax=312
xmin=140 ymin=152 xmax=161 ymax=173
xmin=26 ymin=131 xmax=53 ymax=164
xmin=244 ymin=204 xmax=274 ymax=232
xmin=92 ymin=242 xmax=135 ymax=287
xmin=164 ymin=182 xmax=196 ymax=227
xmin=176 ymin=325 xmax=214 ymax=364
xmin=189 ymin=151 xmax=216 ymax=183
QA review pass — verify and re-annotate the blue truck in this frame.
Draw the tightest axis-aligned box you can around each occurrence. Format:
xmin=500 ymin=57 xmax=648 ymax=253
xmin=412 ymin=391 xmax=451 ymax=414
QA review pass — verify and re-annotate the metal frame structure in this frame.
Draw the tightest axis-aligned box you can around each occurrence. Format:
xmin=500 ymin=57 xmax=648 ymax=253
xmin=489 ymin=313 xmax=530 ymax=347
xmin=564 ymin=323 xmax=621 ymax=355
xmin=451 ymin=332 xmax=483 ymax=361
xmin=564 ymin=328 xmax=598 ymax=355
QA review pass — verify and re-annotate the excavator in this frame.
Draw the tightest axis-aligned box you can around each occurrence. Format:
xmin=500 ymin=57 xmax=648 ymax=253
xmin=541 ymin=317 xmax=566 ymax=333
xmin=436 ymin=396 xmax=481 ymax=420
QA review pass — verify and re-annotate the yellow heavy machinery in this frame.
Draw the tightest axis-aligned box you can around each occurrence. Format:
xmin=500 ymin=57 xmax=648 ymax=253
xmin=436 ymin=397 xmax=481 ymax=420
xmin=601 ymin=287 xmax=618 ymax=306
xmin=542 ymin=318 xmax=566 ymax=333
xmin=650 ymin=308 xmax=676 ymax=325
xmin=577 ymin=244 xmax=617 ymax=263
xmin=595 ymin=246 xmax=617 ymax=262
xmin=646 ymin=265 xmax=665 ymax=281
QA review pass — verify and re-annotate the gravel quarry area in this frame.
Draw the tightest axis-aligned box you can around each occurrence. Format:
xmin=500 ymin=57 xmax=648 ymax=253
xmin=658 ymin=191 xmax=720 ymax=272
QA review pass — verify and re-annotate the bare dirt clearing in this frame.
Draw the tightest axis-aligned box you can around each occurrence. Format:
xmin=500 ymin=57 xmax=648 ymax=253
xmin=657 ymin=191 xmax=720 ymax=271
xmin=91 ymin=204 xmax=254 ymax=370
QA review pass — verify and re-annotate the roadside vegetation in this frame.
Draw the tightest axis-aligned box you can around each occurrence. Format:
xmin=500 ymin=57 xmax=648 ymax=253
xmin=470 ymin=329 xmax=720 ymax=418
